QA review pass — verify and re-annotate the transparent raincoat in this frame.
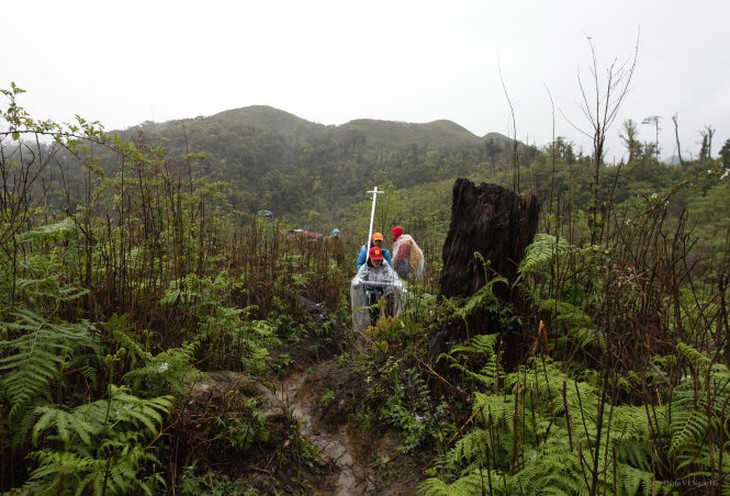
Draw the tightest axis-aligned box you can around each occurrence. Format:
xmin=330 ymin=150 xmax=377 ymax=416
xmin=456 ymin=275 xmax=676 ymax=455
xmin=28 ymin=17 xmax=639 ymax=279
xmin=392 ymin=234 xmax=425 ymax=279
xmin=350 ymin=261 xmax=404 ymax=332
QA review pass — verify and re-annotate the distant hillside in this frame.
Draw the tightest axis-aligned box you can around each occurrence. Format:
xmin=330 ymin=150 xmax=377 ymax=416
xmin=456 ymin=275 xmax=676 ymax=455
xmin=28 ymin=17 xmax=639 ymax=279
xmin=205 ymin=106 xmax=328 ymax=141
xmin=125 ymin=105 xmax=512 ymax=153
xmin=338 ymin=118 xmax=483 ymax=149
xmin=109 ymin=106 xmax=522 ymax=224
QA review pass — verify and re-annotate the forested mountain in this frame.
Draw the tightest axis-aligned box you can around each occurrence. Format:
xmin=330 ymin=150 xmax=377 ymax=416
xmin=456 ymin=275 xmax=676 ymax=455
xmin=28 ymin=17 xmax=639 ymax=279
xmin=131 ymin=105 xmax=494 ymax=152
xmin=108 ymin=106 xmax=520 ymax=225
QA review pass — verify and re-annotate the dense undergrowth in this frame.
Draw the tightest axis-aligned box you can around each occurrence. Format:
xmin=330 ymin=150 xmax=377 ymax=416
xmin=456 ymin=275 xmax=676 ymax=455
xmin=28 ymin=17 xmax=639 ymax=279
xmin=1 ymin=84 xmax=729 ymax=495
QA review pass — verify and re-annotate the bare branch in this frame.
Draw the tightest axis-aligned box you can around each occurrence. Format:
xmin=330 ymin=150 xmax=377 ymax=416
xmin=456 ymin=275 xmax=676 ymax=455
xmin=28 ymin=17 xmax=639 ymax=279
xmin=498 ymin=58 xmax=520 ymax=192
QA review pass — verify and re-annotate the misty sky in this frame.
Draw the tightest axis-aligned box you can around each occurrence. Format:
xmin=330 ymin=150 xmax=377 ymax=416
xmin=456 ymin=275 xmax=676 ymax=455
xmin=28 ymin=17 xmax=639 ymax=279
xmin=4 ymin=0 xmax=729 ymax=161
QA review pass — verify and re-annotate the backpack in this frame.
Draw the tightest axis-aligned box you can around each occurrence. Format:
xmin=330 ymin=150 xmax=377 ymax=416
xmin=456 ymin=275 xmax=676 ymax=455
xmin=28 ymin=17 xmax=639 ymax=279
xmin=395 ymin=240 xmax=411 ymax=276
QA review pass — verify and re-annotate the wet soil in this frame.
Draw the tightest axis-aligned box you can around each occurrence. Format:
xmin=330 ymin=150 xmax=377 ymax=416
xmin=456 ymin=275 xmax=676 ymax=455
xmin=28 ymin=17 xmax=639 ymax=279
xmin=273 ymin=346 xmax=424 ymax=495
xmin=181 ymin=334 xmax=424 ymax=495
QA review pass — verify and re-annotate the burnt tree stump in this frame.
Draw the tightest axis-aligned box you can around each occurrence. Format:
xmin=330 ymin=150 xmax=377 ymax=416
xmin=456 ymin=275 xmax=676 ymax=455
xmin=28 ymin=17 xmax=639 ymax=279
xmin=437 ymin=178 xmax=539 ymax=371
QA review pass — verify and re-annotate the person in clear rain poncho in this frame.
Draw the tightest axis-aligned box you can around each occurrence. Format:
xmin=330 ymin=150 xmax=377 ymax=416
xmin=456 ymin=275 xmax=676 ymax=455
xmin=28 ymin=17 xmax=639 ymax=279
xmin=350 ymin=246 xmax=404 ymax=332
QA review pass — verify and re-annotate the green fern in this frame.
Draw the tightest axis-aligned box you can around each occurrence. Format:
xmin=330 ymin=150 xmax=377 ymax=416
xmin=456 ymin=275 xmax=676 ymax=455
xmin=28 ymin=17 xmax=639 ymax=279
xmin=518 ymin=233 xmax=578 ymax=278
xmin=13 ymin=272 xmax=87 ymax=304
xmin=159 ymin=274 xmax=220 ymax=318
xmin=191 ymin=305 xmax=280 ymax=373
xmin=448 ymin=394 xmax=516 ymax=471
xmin=516 ymin=437 xmax=586 ymax=495
xmin=516 ymin=234 xmax=607 ymax=363
xmin=665 ymin=343 xmax=730 ymax=485
xmin=538 ymin=298 xmax=600 ymax=351
xmin=420 ymin=467 xmax=512 ymax=496
xmin=26 ymin=384 xmax=174 ymax=495
xmin=32 ymin=406 xmax=98 ymax=449
xmin=16 ymin=216 xmax=78 ymax=244
xmin=4 ymin=217 xmax=87 ymax=310
xmin=670 ymin=408 xmax=709 ymax=459
xmin=101 ymin=312 xmax=202 ymax=396
xmin=0 ymin=309 xmax=100 ymax=446
xmin=451 ymin=274 xmax=508 ymax=324
xmin=448 ymin=428 xmax=492 ymax=470
xmin=440 ymin=333 xmax=502 ymax=391
xmin=515 ymin=428 xmax=663 ymax=496
xmin=25 ymin=450 xmax=97 ymax=492
xmin=28 ymin=443 xmax=164 ymax=495
xmin=33 ymin=385 xmax=174 ymax=444
xmin=506 ymin=358 xmax=600 ymax=422
xmin=122 ymin=342 xmax=202 ymax=397
xmin=424 ymin=355 xmax=674 ymax=496
xmin=473 ymin=393 xmax=516 ymax=433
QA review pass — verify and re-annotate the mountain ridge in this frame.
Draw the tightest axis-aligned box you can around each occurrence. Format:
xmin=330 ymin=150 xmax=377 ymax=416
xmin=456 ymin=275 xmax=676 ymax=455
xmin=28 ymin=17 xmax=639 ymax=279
xmin=111 ymin=105 xmax=522 ymax=223
xmin=126 ymin=105 xmax=513 ymax=151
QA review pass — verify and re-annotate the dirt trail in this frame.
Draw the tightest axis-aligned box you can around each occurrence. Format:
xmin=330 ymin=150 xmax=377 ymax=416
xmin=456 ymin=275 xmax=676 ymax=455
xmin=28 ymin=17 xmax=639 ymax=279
xmin=186 ymin=347 xmax=422 ymax=494
xmin=270 ymin=347 xmax=424 ymax=496
xmin=277 ymin=367 xmax=376 ymax=495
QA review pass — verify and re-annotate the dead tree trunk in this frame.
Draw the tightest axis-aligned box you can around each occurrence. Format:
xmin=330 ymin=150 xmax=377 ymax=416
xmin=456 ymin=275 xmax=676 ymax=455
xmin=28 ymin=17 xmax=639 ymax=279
xmin=437 ymin=179 xmax=539 ymax=371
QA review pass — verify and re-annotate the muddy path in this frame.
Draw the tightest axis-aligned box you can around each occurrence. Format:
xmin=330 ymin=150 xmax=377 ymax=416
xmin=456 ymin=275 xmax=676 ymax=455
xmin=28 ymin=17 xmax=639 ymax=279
xmin=273 ymin=353 xmax=423 ymax=496
xmin=183 ymin=321 xmax=423 ymax=494
xmin=276 ymin=364 xmax=375 ymax=495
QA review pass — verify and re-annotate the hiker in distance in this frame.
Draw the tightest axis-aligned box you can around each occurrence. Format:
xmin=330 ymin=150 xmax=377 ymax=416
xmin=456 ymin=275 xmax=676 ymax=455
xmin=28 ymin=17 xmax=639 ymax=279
xmin=391 ymin=225 xmax=425 ymax=279
xmin=325 ymin=227 xmax=346 ymax=268
xmin=350 ymin=246 xmax=403 ymax=330
xmin=356 ymin=232 xmax=392 ymax=270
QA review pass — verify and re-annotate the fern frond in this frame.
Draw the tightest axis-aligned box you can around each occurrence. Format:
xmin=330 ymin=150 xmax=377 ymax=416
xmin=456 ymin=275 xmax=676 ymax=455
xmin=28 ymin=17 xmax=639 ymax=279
xmin=0 ymin=346 xmax=64 ymax=419
xmin=102 ymin=313 xmax=150 ymax=370
xmin=449 ymin=333 xmax=499 ymax=356
xmin=654 ymin=353 xmax=730 ymax=488
xmin=33 ymin=386 xmax=175 ymax=447
xmin=32 ymin=405 xmax=99 ymax=448
xmin=0 ymin=309 xmax=99 ymax=427
xmin=473 ymin=393 xmax=515 ymax=432
xmin=518 ymin=233 xmax=577 ymax=277
xmin=452 ymin=275 xmax=509 ymax=323
xmin=612 ymin=404 xmax=661 ymax=442
xmin=669 ymin=409 xmax=709 ymax=457
xmin=26 ymin=449 xmax=93 ymax=486
xmin=190 ymin=307 xmax=280 ymax=373
xmin=420 ymin=468 xmax=512 ymax=496
xmin=427 ymin=353 xmax=672 ymax=496
xmin=506 ymin=359 xmax=599 ymax=423
xmin=122 ymin=343 xmax=201 ymax=396
xmin=676 ymin=341 xmax=712 ymax=368
xmin=517 ymin=437 xmax=587 ymax=495
xmin=16 ymin=216 xmax=77 ymax=244
xmin=538 ymin=299 xmax=590 ymax=327
xmin=27 ymin=387 xmax=172 ymax=495
xmin=615 ymin=463 xmax=659 ymax=496
xmin=448 ymin=428 xmax=491 ymax=469
xmin=418 ymin=477 xmax=458 ymax=496
xmin=94 ymin=385 xmax=175 ymax=435
xmin=443 ymin=334 xmax=502 ymax=391
xmin=68 ymin=443 xmax=157 ymax=496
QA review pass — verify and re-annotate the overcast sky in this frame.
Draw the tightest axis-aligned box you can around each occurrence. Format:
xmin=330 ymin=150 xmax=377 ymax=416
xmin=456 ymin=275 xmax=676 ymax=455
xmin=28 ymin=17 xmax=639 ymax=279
xmin=4 ymin=0 xmax=729 ymax=161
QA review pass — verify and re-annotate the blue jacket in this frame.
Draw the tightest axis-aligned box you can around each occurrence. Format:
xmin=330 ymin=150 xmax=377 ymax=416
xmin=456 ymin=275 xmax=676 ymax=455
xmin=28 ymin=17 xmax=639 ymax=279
xmin=356 ymin=244 xmax=392 ymax=270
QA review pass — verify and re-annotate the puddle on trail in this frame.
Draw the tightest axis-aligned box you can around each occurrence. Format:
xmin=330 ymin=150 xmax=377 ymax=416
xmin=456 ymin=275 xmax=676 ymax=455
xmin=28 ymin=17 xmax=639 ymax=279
xmin=277 ymin=370 xmax=375 ymax=495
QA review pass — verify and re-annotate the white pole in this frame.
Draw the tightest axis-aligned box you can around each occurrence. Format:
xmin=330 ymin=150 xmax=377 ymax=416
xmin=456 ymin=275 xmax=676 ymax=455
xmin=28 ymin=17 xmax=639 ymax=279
xmin=365 ymin=186 xmax=384 ymax=263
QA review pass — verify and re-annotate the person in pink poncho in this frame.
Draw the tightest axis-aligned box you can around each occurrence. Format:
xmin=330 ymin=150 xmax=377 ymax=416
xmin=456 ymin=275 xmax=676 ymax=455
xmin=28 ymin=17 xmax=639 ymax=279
xmin=390 ymin=226 xmax=425 ymax=280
